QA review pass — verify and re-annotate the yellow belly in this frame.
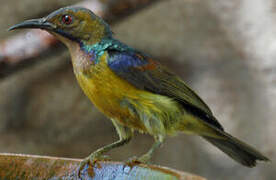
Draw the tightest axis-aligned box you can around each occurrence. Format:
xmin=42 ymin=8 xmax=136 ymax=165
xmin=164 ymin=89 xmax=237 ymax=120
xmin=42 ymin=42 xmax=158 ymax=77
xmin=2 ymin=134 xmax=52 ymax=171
xmin=75 ymin=55 xmax=148 ymax=131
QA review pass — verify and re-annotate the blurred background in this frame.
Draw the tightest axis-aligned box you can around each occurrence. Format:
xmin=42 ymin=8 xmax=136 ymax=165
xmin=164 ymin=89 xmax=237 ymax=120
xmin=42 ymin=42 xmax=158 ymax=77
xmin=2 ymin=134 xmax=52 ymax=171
xmin=0 ymin=0 xmax=275 ymax=179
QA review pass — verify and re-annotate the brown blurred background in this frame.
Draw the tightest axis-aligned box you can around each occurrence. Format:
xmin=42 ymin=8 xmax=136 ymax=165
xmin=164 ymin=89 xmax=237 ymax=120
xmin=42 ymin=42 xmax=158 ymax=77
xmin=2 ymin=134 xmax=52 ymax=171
xmin=0 ymin=0 xmax=275 ymax=179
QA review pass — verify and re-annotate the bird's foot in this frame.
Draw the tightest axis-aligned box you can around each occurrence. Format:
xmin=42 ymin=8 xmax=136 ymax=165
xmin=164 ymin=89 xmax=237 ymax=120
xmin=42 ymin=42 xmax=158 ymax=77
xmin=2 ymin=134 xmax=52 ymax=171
xmin=77 ymin=152 xmax=111 ymax=177
xmin=125 ymin=154 xmax=151 ymax=167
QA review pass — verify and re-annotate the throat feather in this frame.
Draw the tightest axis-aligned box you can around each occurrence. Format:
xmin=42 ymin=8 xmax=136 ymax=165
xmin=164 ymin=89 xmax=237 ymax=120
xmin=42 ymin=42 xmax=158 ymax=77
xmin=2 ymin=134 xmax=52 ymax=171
xmin=79 ymin=41 xmax=108 ymax=64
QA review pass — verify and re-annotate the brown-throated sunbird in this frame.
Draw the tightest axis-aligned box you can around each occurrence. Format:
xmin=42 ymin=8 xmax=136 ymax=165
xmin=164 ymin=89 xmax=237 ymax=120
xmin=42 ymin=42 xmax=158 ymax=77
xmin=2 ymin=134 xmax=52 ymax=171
xmin=9 ymin=6 xmax=269 ymax=170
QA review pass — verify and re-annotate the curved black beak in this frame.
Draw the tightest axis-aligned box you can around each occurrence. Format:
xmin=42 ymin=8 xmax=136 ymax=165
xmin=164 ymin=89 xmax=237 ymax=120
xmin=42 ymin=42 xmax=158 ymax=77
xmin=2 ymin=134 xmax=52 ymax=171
xmin=8 ymin=18 xmax=56 ymax=31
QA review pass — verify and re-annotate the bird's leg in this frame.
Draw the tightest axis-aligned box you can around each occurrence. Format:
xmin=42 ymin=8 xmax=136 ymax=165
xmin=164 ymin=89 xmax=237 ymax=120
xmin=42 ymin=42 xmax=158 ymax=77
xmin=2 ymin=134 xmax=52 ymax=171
xmin=128 ymin=135 xmax=165 ymax=164
xmin=78 ymin=119 xmax=133 ymax=176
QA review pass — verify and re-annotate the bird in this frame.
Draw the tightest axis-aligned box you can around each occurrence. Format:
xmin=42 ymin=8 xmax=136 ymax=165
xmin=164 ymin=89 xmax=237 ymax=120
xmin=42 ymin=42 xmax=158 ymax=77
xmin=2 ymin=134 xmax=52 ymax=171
xmin=9 ymin=6 xmax=269 ymax=171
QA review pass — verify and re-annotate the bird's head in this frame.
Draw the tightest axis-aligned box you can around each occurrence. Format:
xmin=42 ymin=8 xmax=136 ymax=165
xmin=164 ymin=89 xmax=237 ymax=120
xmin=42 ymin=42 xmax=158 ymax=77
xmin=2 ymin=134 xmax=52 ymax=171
xmin=9 ymin=7 xmax=112 ymax=47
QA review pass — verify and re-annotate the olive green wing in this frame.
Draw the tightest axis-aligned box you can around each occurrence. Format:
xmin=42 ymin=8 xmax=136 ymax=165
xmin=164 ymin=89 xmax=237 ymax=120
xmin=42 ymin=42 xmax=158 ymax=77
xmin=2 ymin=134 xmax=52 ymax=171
xmin=107 ymin=50 xmax=223 ymax=130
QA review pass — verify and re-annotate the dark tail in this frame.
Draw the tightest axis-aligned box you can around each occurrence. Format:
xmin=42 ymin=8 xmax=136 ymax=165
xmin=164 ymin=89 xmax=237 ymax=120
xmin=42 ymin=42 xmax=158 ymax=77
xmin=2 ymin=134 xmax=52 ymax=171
xmin=203 ymin=131 xmax=269 ymax=167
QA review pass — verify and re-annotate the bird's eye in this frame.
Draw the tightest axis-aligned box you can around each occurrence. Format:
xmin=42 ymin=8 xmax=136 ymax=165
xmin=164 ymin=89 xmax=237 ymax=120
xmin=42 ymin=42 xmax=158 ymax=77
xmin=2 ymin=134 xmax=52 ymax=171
xmin=62 ymin=15 xmax=73 ymax=25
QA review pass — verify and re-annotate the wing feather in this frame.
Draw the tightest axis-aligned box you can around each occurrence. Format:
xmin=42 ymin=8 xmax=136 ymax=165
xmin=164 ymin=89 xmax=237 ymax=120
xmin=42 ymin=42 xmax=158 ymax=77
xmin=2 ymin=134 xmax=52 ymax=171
xmin=107 ymin=49 xmax=223 ymax=130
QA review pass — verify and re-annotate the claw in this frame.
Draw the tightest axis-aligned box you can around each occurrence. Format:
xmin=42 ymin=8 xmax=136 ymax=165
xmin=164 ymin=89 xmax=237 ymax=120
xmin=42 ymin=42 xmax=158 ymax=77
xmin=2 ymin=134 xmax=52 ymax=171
xmin=77 ymin=157 xmax=90 ymax=178
xmin=125 ymin=156 xmax=140 ymax=167
xmin=125 ymin=154 xmax=151 ymax=168
xmin=77 ymin=153 xmax=112 ymax=178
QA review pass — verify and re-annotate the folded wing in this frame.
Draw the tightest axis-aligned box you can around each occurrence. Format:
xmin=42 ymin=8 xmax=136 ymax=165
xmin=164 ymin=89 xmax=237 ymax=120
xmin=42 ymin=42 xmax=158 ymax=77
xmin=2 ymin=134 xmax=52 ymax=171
xmin=107 ymin=49 xmax=224 ymax=131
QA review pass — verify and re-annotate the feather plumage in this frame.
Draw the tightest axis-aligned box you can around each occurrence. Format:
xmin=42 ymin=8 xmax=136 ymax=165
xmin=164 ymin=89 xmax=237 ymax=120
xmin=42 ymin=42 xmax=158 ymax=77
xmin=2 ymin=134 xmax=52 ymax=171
xmin=106 ymin=41 xmax=223 ymax=130
xmin=10 ymin=5 xmax=269 ymax=171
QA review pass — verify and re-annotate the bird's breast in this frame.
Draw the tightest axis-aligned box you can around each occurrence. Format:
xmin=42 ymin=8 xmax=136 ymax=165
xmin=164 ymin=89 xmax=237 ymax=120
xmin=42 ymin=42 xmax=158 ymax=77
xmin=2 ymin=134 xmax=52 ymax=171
xmin=74 ymin=52 xmax=147 ymax=131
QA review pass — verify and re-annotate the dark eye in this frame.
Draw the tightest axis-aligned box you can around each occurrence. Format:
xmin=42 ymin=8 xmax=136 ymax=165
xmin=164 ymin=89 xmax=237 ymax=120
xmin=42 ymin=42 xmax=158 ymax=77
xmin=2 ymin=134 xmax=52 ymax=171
xmin=62 ymin=15 xmax=73 ymax=25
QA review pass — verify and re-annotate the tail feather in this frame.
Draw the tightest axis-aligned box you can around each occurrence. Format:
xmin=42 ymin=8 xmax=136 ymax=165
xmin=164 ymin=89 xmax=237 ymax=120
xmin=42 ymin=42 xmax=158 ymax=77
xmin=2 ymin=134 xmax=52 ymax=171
xmin=202 ymin=131 xmax=269 ymax=167
xmin=178 ymin=112 xmax=269 ymax=166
